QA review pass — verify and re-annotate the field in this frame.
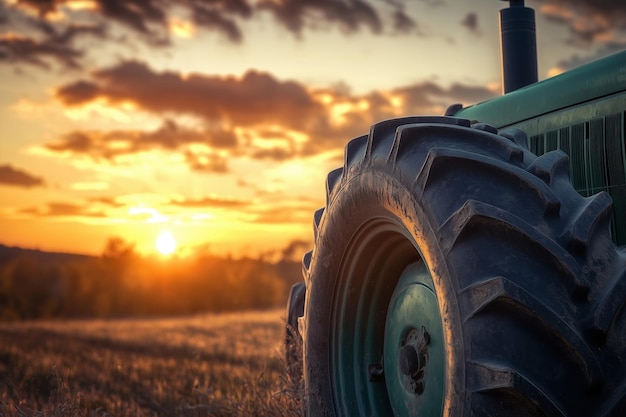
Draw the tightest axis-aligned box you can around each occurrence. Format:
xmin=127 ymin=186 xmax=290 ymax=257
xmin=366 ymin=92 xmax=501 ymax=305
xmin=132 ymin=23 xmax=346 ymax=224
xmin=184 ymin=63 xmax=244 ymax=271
xmin=0 ymin=310 xmax=302 ymax=416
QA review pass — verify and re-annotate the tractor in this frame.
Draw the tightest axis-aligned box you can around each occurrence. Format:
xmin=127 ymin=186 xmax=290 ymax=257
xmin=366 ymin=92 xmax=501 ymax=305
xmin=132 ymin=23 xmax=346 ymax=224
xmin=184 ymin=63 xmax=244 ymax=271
xmin=286 ymin=1 xmax=626 ymax=415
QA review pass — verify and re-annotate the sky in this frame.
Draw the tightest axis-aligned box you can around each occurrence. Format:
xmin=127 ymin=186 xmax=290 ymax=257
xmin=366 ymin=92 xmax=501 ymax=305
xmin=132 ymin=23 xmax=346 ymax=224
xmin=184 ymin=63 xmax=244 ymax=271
xmin=0 ymin=0 xmax=625 ymax=258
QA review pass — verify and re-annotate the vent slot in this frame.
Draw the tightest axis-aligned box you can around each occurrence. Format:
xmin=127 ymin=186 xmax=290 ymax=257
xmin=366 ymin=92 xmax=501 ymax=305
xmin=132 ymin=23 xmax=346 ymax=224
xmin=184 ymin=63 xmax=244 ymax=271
xmin=605 ymin=113 xmax=626 ymax=245
xmin=530 ymin=134 xmax=543 ymax=156
xmin=588 ymin=118 xmax=608 ymax=192
xmin=570 ymin=123 xmax=588 ymax=196
xmin=546 ymin=130 xmax=558 ymax=152
xmin=559 ymin=127 xmax=570 ymax=156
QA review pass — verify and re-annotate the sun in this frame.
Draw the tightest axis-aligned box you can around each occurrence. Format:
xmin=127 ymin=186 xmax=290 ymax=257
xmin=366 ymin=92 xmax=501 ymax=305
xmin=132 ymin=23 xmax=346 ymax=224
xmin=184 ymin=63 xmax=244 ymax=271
xmin=155 ymin=230 xmax=177 ymax=256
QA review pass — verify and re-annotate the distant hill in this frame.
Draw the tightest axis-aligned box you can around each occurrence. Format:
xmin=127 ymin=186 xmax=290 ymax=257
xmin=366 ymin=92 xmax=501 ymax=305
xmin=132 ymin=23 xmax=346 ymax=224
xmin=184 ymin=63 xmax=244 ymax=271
xmin=0 ymin=243 xmax=92 ymax=266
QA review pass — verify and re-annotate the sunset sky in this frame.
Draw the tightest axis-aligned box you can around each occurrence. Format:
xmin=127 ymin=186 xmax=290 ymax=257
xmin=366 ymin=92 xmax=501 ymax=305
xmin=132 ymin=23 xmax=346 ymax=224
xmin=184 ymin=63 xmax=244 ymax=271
xmin=1 ymin=0 xmax=624 ymax=257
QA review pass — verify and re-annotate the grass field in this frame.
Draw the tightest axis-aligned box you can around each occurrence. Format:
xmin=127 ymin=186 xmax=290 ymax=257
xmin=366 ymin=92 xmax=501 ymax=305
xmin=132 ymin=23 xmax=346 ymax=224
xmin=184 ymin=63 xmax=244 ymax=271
xmin=0 ymin=310 xmax=302 ymax=416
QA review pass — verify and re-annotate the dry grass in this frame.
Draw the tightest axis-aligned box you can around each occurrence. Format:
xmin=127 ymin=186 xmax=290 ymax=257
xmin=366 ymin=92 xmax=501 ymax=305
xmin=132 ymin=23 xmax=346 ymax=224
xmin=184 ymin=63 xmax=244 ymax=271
xmin=0 ymin=310 xmax=302 ymax=416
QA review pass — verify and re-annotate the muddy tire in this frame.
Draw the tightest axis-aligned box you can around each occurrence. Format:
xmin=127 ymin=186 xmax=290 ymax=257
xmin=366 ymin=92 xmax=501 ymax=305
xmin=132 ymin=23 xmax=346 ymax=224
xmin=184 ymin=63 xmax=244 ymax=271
xmin=300 ymin=117 xmax=626 ymax=416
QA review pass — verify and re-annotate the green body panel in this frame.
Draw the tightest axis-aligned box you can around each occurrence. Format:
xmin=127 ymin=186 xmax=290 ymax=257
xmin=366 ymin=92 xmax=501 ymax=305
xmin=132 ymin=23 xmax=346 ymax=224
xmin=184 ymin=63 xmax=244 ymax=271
xmin=455 ymin=51 xmax=626 ymax=246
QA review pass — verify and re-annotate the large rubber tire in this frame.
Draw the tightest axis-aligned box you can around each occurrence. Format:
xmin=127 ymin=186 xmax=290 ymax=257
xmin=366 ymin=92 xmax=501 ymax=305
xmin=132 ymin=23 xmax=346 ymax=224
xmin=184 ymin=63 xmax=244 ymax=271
xmin=300 ymin=117 xmax=626 ymax=416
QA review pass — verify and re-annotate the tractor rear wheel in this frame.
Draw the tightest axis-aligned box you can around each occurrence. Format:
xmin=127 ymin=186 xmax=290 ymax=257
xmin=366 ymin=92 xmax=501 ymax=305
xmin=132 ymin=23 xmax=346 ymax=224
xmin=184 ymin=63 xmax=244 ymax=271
xmin=300 ymin=117 xmax=626 ymax=416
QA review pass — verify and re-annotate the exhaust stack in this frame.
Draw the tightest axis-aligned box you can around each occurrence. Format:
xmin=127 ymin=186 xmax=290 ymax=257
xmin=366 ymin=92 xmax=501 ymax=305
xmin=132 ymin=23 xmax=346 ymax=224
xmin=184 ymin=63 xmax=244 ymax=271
xmin=500 ymin=0 xmax=538 ymax=93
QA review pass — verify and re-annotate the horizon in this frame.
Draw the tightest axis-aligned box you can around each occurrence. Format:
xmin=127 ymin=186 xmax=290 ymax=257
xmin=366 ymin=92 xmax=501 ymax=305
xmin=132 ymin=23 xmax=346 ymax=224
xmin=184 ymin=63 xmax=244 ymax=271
xmin=1 ymin=0 xmax=624 ymax=257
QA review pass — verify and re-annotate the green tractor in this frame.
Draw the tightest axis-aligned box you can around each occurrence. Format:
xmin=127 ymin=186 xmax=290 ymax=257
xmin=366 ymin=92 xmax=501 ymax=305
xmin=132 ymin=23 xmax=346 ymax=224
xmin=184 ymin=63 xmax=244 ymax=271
xmin=286 ymin=1 xmax=626 ymax=415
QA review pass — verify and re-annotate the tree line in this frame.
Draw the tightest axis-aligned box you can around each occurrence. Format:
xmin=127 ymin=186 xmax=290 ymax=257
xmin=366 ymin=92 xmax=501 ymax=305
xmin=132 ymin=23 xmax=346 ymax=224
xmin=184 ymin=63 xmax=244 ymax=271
xmin=0 ymin=238 xmax=303 ymax=321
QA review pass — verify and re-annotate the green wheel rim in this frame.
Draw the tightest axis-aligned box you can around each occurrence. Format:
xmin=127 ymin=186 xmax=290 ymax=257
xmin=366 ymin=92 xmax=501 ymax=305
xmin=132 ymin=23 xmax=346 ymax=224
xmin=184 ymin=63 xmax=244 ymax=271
xmin=384 ymin=261 xmax=445 ymax=416
xmin=330 ymin=219 xmax=446 ymax=416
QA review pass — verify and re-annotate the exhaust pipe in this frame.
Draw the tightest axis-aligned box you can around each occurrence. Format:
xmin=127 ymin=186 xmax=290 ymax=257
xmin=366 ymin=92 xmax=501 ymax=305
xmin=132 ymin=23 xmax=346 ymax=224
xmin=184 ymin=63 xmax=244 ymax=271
xmin=500 ymin=0 xmax=538 ymax=93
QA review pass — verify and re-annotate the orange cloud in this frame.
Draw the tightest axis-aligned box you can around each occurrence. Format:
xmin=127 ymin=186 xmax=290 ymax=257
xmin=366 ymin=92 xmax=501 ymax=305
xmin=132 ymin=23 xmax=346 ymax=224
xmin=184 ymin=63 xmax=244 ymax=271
xmin=42 ymin=120 xmax=236 ymax=173
xmin=19 ymin=201 xmax=106 ymax=218
xmin=169 ymin=196 xmax=250 ymax=209
xmin=0 ymin=164 xmax=45 ymax=188
xmin=55 ymin=61 xmax=321 ymax=130
xmin=48 ymin=62 xmax=496 ymax=165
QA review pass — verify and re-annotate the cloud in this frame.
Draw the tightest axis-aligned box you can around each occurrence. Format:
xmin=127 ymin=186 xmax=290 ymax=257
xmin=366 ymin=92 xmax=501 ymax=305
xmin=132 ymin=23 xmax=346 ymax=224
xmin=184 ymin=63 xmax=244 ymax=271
xmin=19 ymin=202 xmax=106 ymax=218
xmin=300 ymin=80 xmax=496 ymax=154
xmin=88 ymin=196 xmax=124 ymax=207
xmin=0 ymin=32 xmax=79 ymax=69
xmin=0 ymin=23 xmax=105 ymax=69
xmin=537 ymin=0 xmax=626 ymax=45
xmin=252 ymin=147 xmax=295 ymax=161
xmin=49 ymin=61 xmax=496 ymax=163
xmin=392 ymin=81 xmax=494 ymax=113
xmin=0 ymin=1 xmax=245 ymax=71
xmin=55 ymin=61 xmax=321 ymax=130
xmin=550 ymin=40 xmax=626 ymax=73
xmin=4 ymin=0 xmax=421 ymax=61
xmin=250 ymin=202 xmax=318 ymax=224
xmin=169 ymin=196 xmax=250 ymax=209
xmin=0 ymin=164 xmax=45 ymax=188
xmin=257 ymin=0 xmax=382 ymax=36
xmin=382 ymin=0 xmax=418 ymax=34
xmin=183 ymin=150 xmax=230 ymax=173
xmin=460 ymin=12 xmax=479 ymax=35
xmin=9 ymin=0 xmax=169 ymax=43
xmin=43 ymin=120 xmax=236 ymax=173
xmin=55 ymin=80 xmax=100 ymax=103
xmin=391 ymin=8 xmax=418 ymax=34
xmin=46 ymin=120 xmax=236 ymax=155
xmin=0 ymin=0 xmax=108 ymax=69
xmin=0 ymin=1 xmax=438 ymax=73
xmin=188 ymin=7 xmax=243 ymax=43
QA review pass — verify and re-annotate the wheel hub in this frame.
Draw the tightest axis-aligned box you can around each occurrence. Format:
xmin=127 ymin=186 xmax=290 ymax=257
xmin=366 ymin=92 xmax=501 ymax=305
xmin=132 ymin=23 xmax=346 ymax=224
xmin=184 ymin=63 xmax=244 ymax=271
xmin=398 ymin=326 xmax=430 ymax=394
xmin=384 ymin=261 xmax=445 ymax=416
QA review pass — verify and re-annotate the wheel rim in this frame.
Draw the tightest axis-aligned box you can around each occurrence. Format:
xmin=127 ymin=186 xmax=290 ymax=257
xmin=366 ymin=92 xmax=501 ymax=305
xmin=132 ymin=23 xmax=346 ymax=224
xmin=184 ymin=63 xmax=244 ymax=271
xmin=384 ymin=262 xmax=445 ymax=416
xmin=330 ymin=219 xmax=446 ymax=416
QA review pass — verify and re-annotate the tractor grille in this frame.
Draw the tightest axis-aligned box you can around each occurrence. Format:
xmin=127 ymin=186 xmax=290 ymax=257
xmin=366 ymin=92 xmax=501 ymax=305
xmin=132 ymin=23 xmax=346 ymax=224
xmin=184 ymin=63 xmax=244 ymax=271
xmin=529 ymin=112 xmax=626 ymax=246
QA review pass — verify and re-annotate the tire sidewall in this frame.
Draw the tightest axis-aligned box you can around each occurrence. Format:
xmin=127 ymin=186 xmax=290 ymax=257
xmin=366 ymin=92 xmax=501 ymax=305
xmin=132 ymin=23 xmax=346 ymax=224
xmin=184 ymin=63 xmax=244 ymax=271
xmin=304 ymin=168 xmax=466 ymax=416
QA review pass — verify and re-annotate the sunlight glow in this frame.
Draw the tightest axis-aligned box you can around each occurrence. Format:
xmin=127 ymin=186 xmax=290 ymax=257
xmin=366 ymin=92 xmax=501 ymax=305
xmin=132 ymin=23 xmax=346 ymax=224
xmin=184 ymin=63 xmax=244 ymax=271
xmin=170 ymin=18 xmax=195 ymax=38
xmin=65 ymin=1 xmax=99 ymax=11
xmin=63 ymin=99 xmax=135 ymax=123
xmin=389 ymin=94 xmax=403 ymax=109
xmin=327 ymin=98 xmax=370 ymax=125
xmin=315 ymin=92 xmax=334 ymax=105
xmin=547 ymin=67 xmax=565 ymax=78
xmin=156 ymin=230 xmax=177 ymax=255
